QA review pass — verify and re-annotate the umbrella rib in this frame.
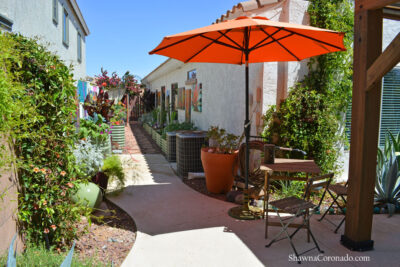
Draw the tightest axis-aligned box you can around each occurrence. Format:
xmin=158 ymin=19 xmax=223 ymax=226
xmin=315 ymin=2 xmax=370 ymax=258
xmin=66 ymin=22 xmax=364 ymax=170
xmin=281 ymin=28 xmax=345 ymax=51
xmin=185 ymin=30 xmax=231 ymax=63
xmin=149 ymin=34 xmax=202 ymax=54
xmin=260 ymin=28 xmax=300 ymax=61
xmin=251 ymin=33 xmax=294 ymax=51
xmin=199 ymin=34 xmax=243 ymax=51
xmin=249 ymin=28 xmax=282 ymax=51
xmin=217 ymin=30 xmax=243 ymax=49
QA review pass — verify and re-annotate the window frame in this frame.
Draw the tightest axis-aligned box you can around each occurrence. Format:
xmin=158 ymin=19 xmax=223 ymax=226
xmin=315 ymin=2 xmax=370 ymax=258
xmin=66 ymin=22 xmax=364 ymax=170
xmin=77 ymin=32 xmax=82 ymax=63
xmin=62 ymin=8 xmax=69 ymax=47
xmin=52 ymin=0 xmax=58 ymax=25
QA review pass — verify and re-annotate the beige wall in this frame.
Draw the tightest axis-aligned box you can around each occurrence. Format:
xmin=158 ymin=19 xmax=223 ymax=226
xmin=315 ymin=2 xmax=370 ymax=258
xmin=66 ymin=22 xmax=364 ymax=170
xmin=0 ymin=138 xmax=22 ymax=254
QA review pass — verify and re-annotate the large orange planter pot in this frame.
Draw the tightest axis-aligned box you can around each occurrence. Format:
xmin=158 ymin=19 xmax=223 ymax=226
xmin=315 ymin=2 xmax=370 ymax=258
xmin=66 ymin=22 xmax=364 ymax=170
xmin=201 ymin=148 xmax=238 ymax=194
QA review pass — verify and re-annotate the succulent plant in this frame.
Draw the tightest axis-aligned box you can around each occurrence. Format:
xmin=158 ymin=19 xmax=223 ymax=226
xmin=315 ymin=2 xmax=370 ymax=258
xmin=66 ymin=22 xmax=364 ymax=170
xmin=375 ymin=139 xmax=400 ymax=217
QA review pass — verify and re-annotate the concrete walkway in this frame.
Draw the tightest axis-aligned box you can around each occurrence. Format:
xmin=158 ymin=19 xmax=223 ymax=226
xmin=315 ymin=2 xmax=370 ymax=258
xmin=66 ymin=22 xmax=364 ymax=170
xmin=108 ymin=124 xmax=400 ymax=267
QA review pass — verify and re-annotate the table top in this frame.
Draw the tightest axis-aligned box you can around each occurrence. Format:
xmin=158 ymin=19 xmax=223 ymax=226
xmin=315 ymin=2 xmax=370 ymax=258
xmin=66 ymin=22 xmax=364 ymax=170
xmin=260 ymin=158 xmax=321 ymax=174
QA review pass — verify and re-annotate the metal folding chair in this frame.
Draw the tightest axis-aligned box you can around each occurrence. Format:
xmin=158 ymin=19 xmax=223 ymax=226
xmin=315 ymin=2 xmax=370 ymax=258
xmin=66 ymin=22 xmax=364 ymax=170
xmin=265 ymin=174 xmax=334 ymax=264
xmin=318 ymin=181 xmax=347 ymax=233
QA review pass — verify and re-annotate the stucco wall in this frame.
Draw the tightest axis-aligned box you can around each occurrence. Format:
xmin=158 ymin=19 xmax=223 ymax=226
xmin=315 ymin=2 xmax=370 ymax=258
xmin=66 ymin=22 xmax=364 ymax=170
xmin=0 ymin=0 xmax=87 ymax=80
xmin=145 ymin=60 xmax=263 ymax=136
xmin=0 ymin=138 xmax=22 ymax=255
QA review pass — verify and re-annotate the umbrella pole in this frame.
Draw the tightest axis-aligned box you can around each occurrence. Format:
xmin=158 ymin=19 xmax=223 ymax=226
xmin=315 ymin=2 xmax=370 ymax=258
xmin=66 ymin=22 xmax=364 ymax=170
xmin=229 ymin=27 xmax=260 ymax=220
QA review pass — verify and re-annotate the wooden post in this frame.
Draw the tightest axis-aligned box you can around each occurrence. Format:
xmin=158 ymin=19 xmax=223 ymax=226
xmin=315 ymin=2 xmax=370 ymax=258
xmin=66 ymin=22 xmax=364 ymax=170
xmin=341 ymin=6 xmax=383 ymax=251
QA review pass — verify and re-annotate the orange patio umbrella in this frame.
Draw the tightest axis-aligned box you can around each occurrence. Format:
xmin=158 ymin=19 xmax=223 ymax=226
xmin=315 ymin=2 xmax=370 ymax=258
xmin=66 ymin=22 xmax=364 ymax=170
xmin=149 ymin=16 xmax=346 ymax=219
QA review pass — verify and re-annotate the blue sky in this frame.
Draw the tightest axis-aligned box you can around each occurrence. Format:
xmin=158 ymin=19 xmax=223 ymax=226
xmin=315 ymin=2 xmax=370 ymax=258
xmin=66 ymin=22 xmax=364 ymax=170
xmin=77 ymin=0 xmax=241 ymax=80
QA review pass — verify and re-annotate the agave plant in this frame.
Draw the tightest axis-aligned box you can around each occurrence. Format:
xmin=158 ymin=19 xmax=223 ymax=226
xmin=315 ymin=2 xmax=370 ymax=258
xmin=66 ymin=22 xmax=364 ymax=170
xmin=375 ymin=133 xmax=400 ymax=217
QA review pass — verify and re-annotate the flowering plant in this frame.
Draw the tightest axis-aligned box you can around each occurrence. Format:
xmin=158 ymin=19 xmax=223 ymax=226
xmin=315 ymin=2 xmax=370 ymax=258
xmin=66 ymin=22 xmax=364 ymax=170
xmin=110 ymin=102 xmax=127 ymax=125
xmin=122 ymin=71 xmax=142 ymax=96
xmin=78 ymin=114 xmax=111 ymax=144
xmin=95 ymin=68 xmax=121 ymax=89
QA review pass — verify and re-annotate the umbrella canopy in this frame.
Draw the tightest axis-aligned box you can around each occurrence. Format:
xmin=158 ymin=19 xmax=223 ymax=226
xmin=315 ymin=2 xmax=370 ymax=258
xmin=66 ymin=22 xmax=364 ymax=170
xmin=150 ymin=16 xmax=346 ymax=64
xmin=149 ymin=15 xmax=346 ymax=220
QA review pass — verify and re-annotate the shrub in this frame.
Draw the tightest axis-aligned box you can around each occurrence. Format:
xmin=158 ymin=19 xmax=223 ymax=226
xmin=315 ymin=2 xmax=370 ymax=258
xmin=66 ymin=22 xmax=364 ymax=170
xmin=73 ymin=138 xmax=105 ymax=178
xmin=161 ymin=121 xmax=197 ymax=139
xmin=102 ymin=155 xmax=125 ymax=191
xmin=78 ymin=114 xmax=111 ymax=145
xmin=0 ymin=33 xmax=90 ymax=248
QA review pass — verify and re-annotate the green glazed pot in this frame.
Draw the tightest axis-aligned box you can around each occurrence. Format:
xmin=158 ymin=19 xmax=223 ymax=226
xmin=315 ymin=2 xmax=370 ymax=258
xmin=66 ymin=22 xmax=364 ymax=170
xmin=71 ymin=182 xmax=102 ymax=209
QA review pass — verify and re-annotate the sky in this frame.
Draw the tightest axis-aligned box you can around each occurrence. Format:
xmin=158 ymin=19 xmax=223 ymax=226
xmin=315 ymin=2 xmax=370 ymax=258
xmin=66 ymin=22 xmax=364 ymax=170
xmin=77 ymin=0 xmax=241 ymax=80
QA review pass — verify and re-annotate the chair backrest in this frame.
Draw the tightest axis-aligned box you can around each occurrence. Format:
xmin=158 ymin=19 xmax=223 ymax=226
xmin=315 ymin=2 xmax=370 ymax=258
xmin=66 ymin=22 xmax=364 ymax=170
xmin=303 ymin=173 xmax=334 ymax=201
xmin=234 ymin=141 xmax=265 ymax=186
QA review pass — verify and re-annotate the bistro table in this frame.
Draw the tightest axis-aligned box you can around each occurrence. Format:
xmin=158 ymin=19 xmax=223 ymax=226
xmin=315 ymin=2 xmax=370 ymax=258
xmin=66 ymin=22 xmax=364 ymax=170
xmin=260 ymin=158 xmax=321 ymax=239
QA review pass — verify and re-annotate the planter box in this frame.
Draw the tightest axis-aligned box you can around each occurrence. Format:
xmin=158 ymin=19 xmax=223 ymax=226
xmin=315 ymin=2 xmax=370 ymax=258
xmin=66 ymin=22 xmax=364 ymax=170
xmin=99 ymin=135 xmax=112 ymax=157
xmin=160 ymin=137 xmax=167 ymax=154
xmin=111 ymin=125 xmax=125 ymax=149
xmin=144 ymin=124 xmax=152 ymax=135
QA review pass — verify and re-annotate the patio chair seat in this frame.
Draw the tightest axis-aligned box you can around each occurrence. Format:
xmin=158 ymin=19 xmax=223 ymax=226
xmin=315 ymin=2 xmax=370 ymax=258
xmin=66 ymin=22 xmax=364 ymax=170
xmin=270 ymin=197 xmax=315 ymax=214
xmin=329 ymin=184 xmax=347 ymax=195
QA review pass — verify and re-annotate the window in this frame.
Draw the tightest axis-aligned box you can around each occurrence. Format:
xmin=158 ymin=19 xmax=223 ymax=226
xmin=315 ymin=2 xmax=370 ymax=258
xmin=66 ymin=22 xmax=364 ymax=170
xmin=379 ymin=67 xmax=400 ymax=146
xmin=62 ymin=8 xmax=69 ymax=46
xmin=345 ymin=66 xmax=400 ymax=148
xmin=52 ymin=0 xmax=58 ymax=24
xmin=77 ymin=32 xmax=82 ymax=62
xmin=187 ymin=69 xmax=196 ymax=80
xmin=0 ymin=13 xmax=13 ymax=32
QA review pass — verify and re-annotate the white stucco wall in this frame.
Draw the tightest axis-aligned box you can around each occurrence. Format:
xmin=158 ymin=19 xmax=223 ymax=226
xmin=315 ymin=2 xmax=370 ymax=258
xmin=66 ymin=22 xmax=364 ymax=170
xmin=0 ymin=0 xmax=87 ymax=80
xmin=144 ymin=59 xmax=263 ymax=136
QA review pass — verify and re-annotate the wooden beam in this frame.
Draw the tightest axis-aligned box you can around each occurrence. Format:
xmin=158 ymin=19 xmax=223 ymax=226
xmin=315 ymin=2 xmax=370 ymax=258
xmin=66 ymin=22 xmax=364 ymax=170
xmin=367 ymin=32 xmax=400 ymax=91
xmin=356 ymin=0 xmax=399 ymax=11
xmin=342 ymin=8 xmax=383 ymax=251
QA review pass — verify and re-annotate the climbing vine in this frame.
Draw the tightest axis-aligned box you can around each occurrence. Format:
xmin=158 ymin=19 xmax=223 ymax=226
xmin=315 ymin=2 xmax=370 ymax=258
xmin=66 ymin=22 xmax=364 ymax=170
xmin=262 ymin=0 xmax=354 ymax=173
xmin=0 ymin=33 xmax=90 ymax=248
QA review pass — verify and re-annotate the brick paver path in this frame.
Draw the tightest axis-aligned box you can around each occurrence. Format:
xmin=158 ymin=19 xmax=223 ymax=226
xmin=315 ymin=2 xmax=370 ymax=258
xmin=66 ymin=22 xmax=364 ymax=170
xmin=123 ymin=122 xmax=161 ymax=154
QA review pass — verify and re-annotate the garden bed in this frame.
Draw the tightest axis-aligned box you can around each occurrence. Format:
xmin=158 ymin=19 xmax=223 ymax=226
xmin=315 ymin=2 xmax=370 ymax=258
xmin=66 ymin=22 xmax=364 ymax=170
xmin=75 ymin=200 xmax=136 ymax=266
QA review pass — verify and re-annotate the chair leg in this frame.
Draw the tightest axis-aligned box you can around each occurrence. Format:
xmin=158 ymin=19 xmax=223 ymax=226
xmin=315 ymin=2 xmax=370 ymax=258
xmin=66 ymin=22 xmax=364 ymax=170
xmin=334 ymin=217 xmax=345 ymax=234
xmin=307 ymin=225 xmax=324 ymax=253
xmin=318 ymin=198 xmax=335 ymax=222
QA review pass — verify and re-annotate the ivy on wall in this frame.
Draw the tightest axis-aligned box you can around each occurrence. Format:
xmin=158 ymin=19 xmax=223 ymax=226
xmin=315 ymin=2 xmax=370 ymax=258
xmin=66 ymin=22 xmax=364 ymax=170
xmin=262 ymin=0 xmax=354 ymax=173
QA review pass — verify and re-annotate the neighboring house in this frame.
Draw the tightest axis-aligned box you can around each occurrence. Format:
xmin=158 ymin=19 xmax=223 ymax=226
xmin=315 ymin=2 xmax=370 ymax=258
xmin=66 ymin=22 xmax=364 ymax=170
xmin=0 ymin=0 xmax=90 ymax=80
xmin=143 ymin=0 xmax=400 ymax=181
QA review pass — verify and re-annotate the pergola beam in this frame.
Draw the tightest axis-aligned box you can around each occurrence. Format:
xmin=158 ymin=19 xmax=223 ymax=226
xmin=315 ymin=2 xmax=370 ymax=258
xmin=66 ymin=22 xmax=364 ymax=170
xmin=356 ymin=0 xmax=399 ymax=11
xmin=342 ymin=7 xmax=383 ymax=251
xmin=366 ymin=32 xmax=400 ymax=90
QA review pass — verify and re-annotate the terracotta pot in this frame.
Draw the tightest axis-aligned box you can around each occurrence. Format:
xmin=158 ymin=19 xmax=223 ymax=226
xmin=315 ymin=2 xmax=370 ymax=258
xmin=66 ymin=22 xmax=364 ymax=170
xmin=201 ymin=148 xmax=238 ymax=194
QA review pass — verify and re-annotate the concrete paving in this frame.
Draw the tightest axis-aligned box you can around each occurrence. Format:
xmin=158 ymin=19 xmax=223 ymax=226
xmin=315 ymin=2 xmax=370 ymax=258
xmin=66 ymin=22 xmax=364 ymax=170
xmin=108 ymin=153 xmax=400 ymax=267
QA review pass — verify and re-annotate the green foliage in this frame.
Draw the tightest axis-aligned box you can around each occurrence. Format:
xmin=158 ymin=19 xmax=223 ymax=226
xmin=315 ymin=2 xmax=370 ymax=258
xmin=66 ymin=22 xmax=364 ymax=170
xmin=73 ymin=138 xmax=105 ymax=178
xmin=262 ymin=0 xmax=354 ymax=173
xmin=273 ymin=180 xmax=304 ymax=199
xmin=78 ymin=114 xmax=110 ymax=144
xmin=102 ymin=155 xmax=125 ymax=191
xmin=0 ymin=243 xmax=104 ymax=267
xmin=206 ymin=126 xmax=242 ymax=154
xmin=110 ymin=102 xmax=127 ymax=125
xmin=375 ymin=132 xmax=400 ymax=216
xmin=161 ymin=121 xmax=197 ymax=139
xmin=0 ymin=33 xmax=90 ymax=248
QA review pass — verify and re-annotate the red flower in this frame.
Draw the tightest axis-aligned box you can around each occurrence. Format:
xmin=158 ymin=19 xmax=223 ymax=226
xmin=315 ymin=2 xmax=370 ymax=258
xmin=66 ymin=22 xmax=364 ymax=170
xmin=50 ymin=225 xmax=57 ymax=231
xmin=102 ymin=82 xmax=107 ymax=87
xmin=44 ymin=228 xmax=50 ymax=234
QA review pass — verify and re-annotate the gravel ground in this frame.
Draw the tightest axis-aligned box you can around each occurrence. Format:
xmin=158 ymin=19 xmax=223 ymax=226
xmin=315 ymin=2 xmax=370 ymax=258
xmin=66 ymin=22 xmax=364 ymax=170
xmin=75 ymin=200 xmax=136 ymax=266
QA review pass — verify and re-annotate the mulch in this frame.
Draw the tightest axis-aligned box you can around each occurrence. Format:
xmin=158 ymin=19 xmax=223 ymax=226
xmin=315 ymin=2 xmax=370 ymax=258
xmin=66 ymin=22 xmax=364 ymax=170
xmin=75 ymin=200 xmax=136 ymax=266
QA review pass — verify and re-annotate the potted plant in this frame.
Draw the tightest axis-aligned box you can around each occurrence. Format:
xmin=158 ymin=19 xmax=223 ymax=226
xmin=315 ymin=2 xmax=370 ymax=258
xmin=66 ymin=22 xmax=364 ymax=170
xmin=110 ymin=102 xmax=127 ymax=150
xmin=201 ymin=126 xmax=241 ymax=194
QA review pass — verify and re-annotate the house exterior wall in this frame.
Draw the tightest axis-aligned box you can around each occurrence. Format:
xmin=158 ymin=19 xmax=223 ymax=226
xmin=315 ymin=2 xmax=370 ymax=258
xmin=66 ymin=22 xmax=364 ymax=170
xmin=0 ymin=0 xmax=87 ymax=80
